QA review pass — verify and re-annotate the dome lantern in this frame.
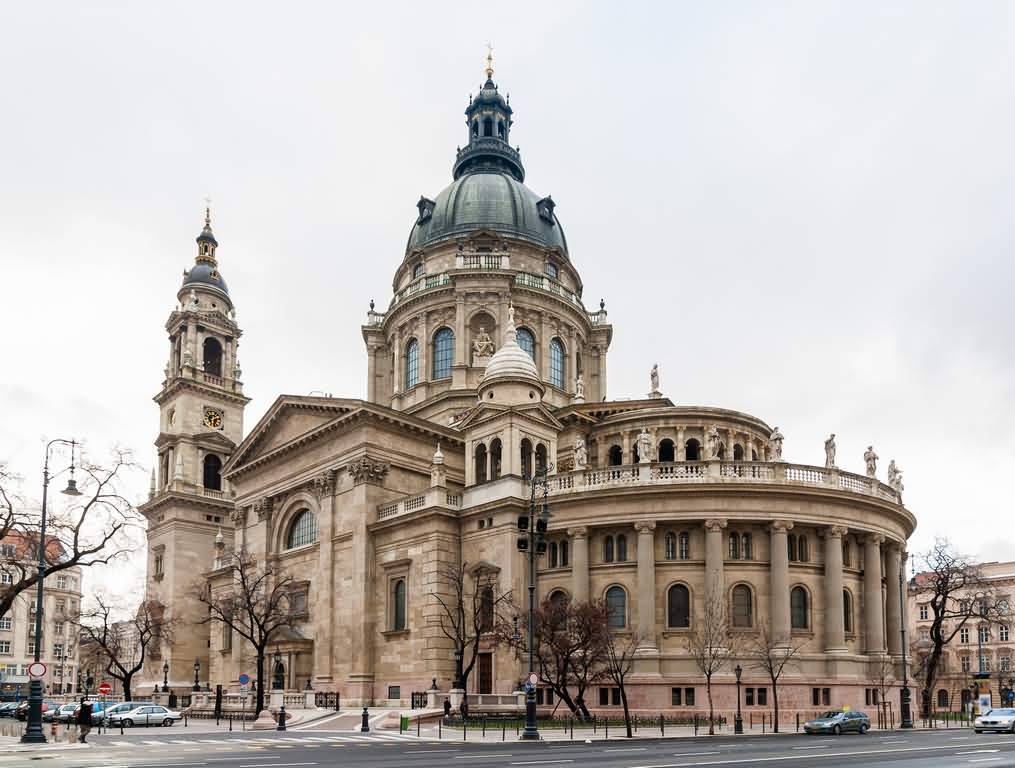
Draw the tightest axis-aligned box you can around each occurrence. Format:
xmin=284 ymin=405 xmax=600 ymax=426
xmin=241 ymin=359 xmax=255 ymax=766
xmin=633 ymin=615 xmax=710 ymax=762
xmin=454 ymin=51 xmax=524 ymax=182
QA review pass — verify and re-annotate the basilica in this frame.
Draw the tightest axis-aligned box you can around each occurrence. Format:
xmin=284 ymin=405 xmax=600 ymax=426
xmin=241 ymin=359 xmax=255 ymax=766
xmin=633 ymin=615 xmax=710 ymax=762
xmin=140 ymin=62 xmax=916 ymax=717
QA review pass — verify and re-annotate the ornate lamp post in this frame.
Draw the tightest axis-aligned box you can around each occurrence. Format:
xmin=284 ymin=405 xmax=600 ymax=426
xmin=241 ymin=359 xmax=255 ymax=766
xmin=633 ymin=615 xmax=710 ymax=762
xmin=272 ymin=648 xmax=283 ymax=690
xmin=898 ymin=556 xmax=913 ymax=728
xmin=516 ymin=466 xmax=551 ymax=741
xmin=734 ymin=664 xmax=744 ymax=734
xmin=192 ymin=658 xmax=201 ymax=692
xmin=21 ymin=439 xmax=81 ymax=745
xmin=162 ymin=661 xmax=169 ymax=692
xmin=452 ymin=647 xmax=463 ymax=691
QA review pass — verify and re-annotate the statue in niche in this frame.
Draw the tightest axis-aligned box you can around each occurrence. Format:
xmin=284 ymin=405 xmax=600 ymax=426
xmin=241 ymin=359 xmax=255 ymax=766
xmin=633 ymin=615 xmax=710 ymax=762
xmin=707 ymin=426 xmax=722 ymax=460
xmin=768 ymin=426 xmax=785 ymax=461
xmin=189 ymin=289 xmax=199 ymax=308
xmin=824 ymin=434 xmax=837 ymax=468
xmin=574 ymin=436 xmax=588 ymax=470
xmin=574 ymin=374 xmax=585 ymax=402
xmin=637 ymin=428 xmax=652 ymax=464
xmin=473 ymin=326 xmax=495 ymax=357
xmin=863 ymin=445 xmax=879 ymax=477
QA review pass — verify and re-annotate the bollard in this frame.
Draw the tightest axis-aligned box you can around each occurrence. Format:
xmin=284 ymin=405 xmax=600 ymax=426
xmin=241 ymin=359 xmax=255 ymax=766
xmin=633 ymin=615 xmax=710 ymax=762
xmin=229 ymin=715 xmax=233 ymax=732
xmin=593 ymin=716 xmax=597 ymax=734
xmin=570 ymin=718 xmax=574 ymax=740
xmin=185 ymin=714 xmax=188 ymax=728
xmin=660 ymin=714 xmax=664 ymax=737
xmin=276 ymin=704 xmax=287 ymax=732
xmin=418 ymin=717 xmax=421 ymax=738
xmin=463 ymin=719 xmax=467 ymax=742
xmin=605 ymin=718 xmax=608 ymax=739
xmin=482 ymin=716 xmax=486 ymax=737
xmin=762 ymin=713 xmax=766 ymax=734
xmin=694 ymin=714 xmax=698 ymax=736
xmin=438 ymin=717 xmax=442 ymax=740
xmin=502 ymin=720 xmax=505 ymax=741
xmin=361 ymin=707 xmax=370 ymax=733
xmin=796 ymin=713 xmax=800 ymax=732
xmin=120 ymin=720 xmax=124 ymax=736
xmin=751 ymin=713 xmax=754 ymax=729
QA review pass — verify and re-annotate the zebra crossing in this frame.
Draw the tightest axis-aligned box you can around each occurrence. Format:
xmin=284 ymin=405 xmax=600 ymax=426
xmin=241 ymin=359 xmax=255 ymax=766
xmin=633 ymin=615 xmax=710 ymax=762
xmin=102 ymin=732 xmax=437 ymax=748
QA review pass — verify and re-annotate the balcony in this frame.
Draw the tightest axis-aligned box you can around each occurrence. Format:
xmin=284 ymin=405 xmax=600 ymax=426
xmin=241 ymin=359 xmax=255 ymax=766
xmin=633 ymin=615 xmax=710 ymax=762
xmin=514 ymin=272 xmax=583 ymax=308
xmin=376 ymin=487 xmax=463 ymax=523
xmin=391 ymin=273 xmax=452 ymax=308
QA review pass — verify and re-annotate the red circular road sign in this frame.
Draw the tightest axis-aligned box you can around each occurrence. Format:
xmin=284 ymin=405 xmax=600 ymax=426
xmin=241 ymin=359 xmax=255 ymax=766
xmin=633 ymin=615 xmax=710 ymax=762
xmin=98 ymin=681 xmax=112 ymax=696
xmin=27 ymin=662 xmax=46 ymax=678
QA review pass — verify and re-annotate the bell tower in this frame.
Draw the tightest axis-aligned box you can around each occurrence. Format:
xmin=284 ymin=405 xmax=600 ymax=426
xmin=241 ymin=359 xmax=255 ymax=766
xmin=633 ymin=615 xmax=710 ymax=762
xmin=140 ymin=207 xmax=250 ymax=689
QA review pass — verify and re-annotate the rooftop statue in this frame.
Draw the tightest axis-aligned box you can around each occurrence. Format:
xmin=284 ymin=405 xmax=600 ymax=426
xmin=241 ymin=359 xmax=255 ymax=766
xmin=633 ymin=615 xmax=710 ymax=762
xmin=769 ymin=426 xmax=785 ymax=462
xmin=863 ymin=445 xmax=879 ymax=478
xmin=824 ymin=433 xmax=837 ymax=468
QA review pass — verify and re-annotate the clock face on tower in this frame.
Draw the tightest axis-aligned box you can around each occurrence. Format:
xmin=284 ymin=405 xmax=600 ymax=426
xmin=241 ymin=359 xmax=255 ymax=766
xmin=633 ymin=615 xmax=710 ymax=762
xmin=203 ymin=408 xmax=223 ymax=430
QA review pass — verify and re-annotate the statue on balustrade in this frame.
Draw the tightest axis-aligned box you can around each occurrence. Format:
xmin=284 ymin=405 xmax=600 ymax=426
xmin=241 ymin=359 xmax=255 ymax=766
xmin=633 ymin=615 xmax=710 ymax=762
xmin=648 ymin=363 xmax=661 ymax=398
xmin=769 ymin=426 xmax=785 ymax=461
xmin=887 ymin=460 xmax=904 ymax=493
xmin=473 ymin=326 xmax=495 ymax=357
xmin=824 ymin=433 xmax=837 ymax=468
xmin=637 ymin=428 xmax=652 ymax=464
xmin=864 ymin=445 xmax=879 ymax=477
xmin=707 ymin=426 xmax=722 ymax=460
xmin=574 ymin=436 xmax=588 ymax=470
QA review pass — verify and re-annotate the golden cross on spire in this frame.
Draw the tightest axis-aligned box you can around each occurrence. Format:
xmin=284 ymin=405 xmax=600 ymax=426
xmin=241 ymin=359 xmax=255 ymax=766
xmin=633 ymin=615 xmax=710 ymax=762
xmin=204 ymin=196 xmax=212 ymax=229
xmin=485 ymin=43 xmax=494 ymax=79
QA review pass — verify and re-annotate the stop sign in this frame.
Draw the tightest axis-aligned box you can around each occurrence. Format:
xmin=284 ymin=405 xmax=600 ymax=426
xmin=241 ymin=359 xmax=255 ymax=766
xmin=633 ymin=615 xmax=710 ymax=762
xmin=98 ymin=681 xmax=112 ymax=696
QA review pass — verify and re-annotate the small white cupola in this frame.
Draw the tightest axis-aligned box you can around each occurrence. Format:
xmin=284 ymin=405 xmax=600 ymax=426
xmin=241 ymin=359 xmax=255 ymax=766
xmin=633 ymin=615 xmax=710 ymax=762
xmin=477 ymin=304 xmax=544 ymax=405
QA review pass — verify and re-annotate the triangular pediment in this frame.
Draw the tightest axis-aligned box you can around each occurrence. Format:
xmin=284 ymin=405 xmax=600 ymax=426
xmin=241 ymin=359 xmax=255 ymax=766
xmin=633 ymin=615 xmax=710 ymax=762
xmin=456 ymin=400 xmax=563 ymax=432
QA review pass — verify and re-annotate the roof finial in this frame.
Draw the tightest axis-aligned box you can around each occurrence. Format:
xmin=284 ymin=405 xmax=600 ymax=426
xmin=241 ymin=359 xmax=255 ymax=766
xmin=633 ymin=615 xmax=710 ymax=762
xmin=485 ymin=43 xmax=494 ymax=80
xmin=204 ymin=197 xmax=212 ymax=229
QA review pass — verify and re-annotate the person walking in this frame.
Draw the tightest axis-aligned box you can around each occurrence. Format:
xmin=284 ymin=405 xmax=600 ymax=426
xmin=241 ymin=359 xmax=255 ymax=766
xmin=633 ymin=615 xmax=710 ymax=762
xmin=76 ymin=697 xmax=92 ymax=743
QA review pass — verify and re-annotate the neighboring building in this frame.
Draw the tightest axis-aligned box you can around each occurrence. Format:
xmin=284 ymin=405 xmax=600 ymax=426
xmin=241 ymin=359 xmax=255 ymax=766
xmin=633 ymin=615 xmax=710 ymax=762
xmin=141 ymin=63 xmax=916 ymax=715
xmin=78 ymin=618 xmax=142 ymax=699
xmin=0 ymin=533 xmax=83 ymax=697
xmin=908 ymin=561 xmax=1015 ymax=712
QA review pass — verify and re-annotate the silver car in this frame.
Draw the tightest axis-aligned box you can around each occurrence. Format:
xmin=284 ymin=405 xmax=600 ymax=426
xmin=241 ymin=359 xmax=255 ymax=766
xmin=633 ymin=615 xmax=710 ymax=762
xmin=108 ymin=704 xmax=181 ymax=727
xmin=974 ymin=708 xmax=1015 ymax=733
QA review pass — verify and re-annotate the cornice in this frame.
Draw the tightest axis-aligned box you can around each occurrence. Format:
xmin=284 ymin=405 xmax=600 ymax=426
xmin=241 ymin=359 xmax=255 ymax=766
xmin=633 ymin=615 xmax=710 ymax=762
xmin=140 ymin=489 xmax=235 ymax=516
xmin=154 ymin=376 xmax=251 ymax=407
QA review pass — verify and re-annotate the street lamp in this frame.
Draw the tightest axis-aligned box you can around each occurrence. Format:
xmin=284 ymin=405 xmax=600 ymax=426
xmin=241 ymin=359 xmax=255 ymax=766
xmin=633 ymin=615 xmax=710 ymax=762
xmin=192 ymin=658 xmax=201 ymax=692
xmin=272 ymin=648 xmax=282 ymax=690
xmin=898 ymin=554 xmax=913 ymax=728
xmin=21 ymin=439 xmax=81 ymax=745
xmin=734 ymin=664 xmax=743 ymax=734
xmin=516 ymin=465 xmax=552 ymax=741
xmin=162 ymin=661 xmax=169 ymax=692
xmin=452 ymin=647 xmax=463 ymax=691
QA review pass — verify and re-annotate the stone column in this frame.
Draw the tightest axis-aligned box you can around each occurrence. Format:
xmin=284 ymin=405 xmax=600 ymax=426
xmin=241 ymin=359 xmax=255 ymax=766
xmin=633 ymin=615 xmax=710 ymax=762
xmin=392 ymin=335 xmax=401 ymax=395
xmin=769 ymin=521 xmax=793 ymax=646
xmin=704 ymin=519 xmax=727 ymax=612
xmin=824 ymin=525 xmax=847 ymax=652
xmin=455 ymin=295 xmax=467 ymax=365
xmin=677 ymin=428 xmax=686 ymax=461
xmin=366 ymin=344 xmax=377 ymax=403
xmin=598 ymin=346 xmax=607 ymax=401
xmin=727 ymin=429 xmax=736 ymax=460
xmin=884 ymin=542 xmax=903 ymax=656
xmin=863 ymin=535 xmax=886 ymax=654
xmin=635 ymin=522 xmax=657 ymax=649
xmin=622 ymin=432 xmax=632 ymax=465
xmin=314 ymin=471 xmax=337 ymax=683
xmin=569 ymin=527 xmax=589 ymax=603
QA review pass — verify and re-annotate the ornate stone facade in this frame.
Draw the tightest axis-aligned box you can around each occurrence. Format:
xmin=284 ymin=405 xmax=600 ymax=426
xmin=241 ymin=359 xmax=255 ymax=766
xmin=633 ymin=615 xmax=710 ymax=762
xmin=142 ymin=68 xmax=917 ymax=717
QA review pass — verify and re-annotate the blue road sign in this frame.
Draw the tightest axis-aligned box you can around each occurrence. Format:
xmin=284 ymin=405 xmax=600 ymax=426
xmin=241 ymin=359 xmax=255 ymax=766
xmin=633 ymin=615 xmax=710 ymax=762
xmin=238 ymin=674 xmax=250 ymax=686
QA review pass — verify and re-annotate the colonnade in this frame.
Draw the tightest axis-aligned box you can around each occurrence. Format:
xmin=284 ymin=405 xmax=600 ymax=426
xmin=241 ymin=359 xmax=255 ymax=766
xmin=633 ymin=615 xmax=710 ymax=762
xmin=595 ymin=426 xmax=768 ymax=466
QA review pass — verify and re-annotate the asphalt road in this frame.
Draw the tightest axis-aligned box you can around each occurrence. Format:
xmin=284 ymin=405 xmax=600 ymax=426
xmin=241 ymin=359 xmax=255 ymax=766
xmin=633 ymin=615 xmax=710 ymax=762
xmin=6 ymin=727 xmax=1015 ymax=768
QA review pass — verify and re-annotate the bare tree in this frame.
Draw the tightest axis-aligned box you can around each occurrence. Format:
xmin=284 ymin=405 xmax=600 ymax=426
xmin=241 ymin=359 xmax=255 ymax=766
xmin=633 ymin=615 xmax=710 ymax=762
xmin=910 ymin=539 xmax=1002 ymax=716
xmin=686 ymin=596 xmax=737 ymax=735
xmin=0 ymin=452 xmax=142 ymax=620
xmin=195 ymin=552 xmax=294 ymax=716
xmin=498 ymin=597 xmax=608 ymax=720
xmin=432 ymin=561 xmax=512 ymax=695
xmin=746 ymin=621 xmax=804 ymax=733
xmin=601 ymin=628 xmax=642 ymax=737
xmin=76 ymin=597 xmax=169 ymax=702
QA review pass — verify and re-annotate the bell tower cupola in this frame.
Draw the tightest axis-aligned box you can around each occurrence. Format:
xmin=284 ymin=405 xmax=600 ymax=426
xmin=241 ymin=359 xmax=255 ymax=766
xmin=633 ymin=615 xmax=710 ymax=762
xmin=453 ymin=48 xmax=525 ymax=182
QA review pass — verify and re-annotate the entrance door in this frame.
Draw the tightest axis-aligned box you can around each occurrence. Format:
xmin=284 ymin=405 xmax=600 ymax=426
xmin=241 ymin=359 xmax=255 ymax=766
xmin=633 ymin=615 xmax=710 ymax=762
xmin=478 ymin=653 xmax=493 ymax=694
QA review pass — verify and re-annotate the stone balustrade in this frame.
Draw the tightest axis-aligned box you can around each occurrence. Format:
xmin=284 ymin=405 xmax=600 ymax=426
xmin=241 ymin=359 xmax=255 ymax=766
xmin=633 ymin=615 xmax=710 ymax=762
xmin=547 ymin=461 xmax=901 ymax=504
xmin=376 ymin=486 xmax=463 ymax=522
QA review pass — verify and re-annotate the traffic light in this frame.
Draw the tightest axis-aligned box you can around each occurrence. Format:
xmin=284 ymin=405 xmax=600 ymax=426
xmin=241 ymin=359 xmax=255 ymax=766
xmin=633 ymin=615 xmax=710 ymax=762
xmin=517 ymin=536 xmax=529 ymax=551
xmin=517 ymin=515 xmax=529 ymax=531
xmin=536 ymin=539 xmax=548 ymax=554
xmin=535 ymin=518 xmax=547 ymax=534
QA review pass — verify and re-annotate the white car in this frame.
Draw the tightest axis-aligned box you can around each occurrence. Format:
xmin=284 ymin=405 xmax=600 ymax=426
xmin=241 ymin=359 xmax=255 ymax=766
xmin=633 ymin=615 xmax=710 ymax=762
xmin=974 ymin=708 xmax=1015 ymax=733
xmin=108 ymin=704 xmax=182 ymax=727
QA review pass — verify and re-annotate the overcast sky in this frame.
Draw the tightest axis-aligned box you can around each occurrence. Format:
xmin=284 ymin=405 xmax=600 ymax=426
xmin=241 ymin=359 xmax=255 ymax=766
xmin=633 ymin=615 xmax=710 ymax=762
xmin=2 ymin=2 xmax=1013 ymax=601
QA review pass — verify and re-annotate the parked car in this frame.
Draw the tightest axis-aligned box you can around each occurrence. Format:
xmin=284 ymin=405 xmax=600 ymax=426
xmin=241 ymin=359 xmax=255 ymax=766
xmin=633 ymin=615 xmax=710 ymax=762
xmin=974 ymin=708 xmax=1015 ymax=733
xmin=107 ymin=704 xmax=181 ymax=727
xmin=100 ymin=701 xmax=144 ymax=725
xmin=16 ymin=700 xmax=58 ymax=721
xmin=0 ymin=702 xmax=18 ymax=717
xmin=803 ymin=710 xmax=870 ymax=735
xmin=53 ymin=703 xmax=79 ymax=723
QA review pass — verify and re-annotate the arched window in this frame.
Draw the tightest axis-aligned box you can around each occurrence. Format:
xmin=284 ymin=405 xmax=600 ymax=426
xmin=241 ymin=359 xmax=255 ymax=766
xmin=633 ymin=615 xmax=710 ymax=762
xmin=549 ymin=542 xmax=559 ymax=568
xmin=472 ymin=120 xmax=479 ymax=136
xmin=517 ymin=327 xmax=536 ymax=360
xmin=202 ymin=337 xmax=223 ymax=377
xmin=658 ymin=439 xmax=675 ymax=462
xmin=679 ymin=532 xmax=690 ymax=560
xmin=489 ymin=438 xmax=502 ymax=481
xmin=203 ymin=454 xmax=222 ymax=491
xmin=392 ymin=578 xmax=406 ymax=631
xmin=479 ymin=586 xmax=494 ymax=632
xmin=549 ymin=338 xmax=565 ymax=389
xmin=791 ymin=586 xmax=809 ymax=629
xmin=937 ymin=689 xmax=950 ymax=709
xmin=559 ymin=541 xmax=569 ymax=567
xmin=549 ymin=590 xmax=569 ymax=610
xmin=842 ymin=539 xmax=851 ymax=568
xmin=733 ymin=444 xmax=744 ymax=461
xmin=788 ymin=534 xmax=798 ymax=562
xmin=616 ymin=534 xmax=628 ymax=562
xmin=603 ymin=535 xmax=614 ymax=563
xmin=497 ymin=120 xmax=505 ymax=138
xmin=405 ymin=338 xmax=419 ymax=389
xmin=606 ymin=586 xmax=626 ymax=628
xmin=475 ymin=443 xmax=488 ymax=484
xmin=685 ymin=439 xmax=701 ymax=461
xmin=752 ymin=449 xmax=758 ymax=461
xmin=664 ymin=532 xmax=677 ymax=560
xmin=483 ymin=117 xmax=493 ymax=137
xmin=432 ymin=328 xmax=454 ymax=380
xmin=732 ymin=584 xmax=753 ymax=628
xmin=535 ymin=443 xmax=548 ymax=474
xmin=608 ymin=445 xmax=623 ymax=466
xmin=286 ymin=510 xmax=319 ymax=549
xmin=728 ymin=533 xmax=740 ymax=560
xmin=520 ymin=439 xmax=533 ymax=478
xmin=742 ymin=533 xmax=753 ymax=560
xmin=413 ymin=262 xmax=425 ymax=279
xmin=843 ymin=590 xmax=853 ymax=633
xmin=798 ymin=536 xmax=809 ymax=563
xmin=667 ymin=584 xmax=690 ymax=628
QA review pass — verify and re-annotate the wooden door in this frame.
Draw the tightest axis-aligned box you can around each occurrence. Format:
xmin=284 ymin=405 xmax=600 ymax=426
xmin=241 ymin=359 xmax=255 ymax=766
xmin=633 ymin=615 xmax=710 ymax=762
xmin=478 ymin=653 xmax=493 ymax=694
